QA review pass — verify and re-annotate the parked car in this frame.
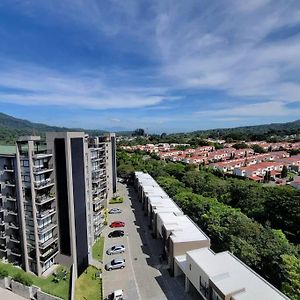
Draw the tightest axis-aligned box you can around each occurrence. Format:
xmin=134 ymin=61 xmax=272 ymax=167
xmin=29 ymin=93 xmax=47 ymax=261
xmin=108 ymin=230 xmax=125 ymax=238
xmin=107 ymin=244 xmax=125 ymax=255
xmin=105 ymin=258 xmax=126 ymax=271
xmin=110 ymin=221 xmax=125 ymax=228
xmin=111 ymin=289 xmax=124 ymax=300
xmin=109 ymin=208 xmax=122 ymax=214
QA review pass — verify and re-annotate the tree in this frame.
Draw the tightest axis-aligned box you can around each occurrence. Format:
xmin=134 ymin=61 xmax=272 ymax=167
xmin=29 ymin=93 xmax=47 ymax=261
xmin=232 ymin=142 xmax=248 ymax=149
xmin=281 ymin=254 xmax=300 ymax=300
xmin=252 ymin=144 xmax=266 ymax=153
xmin=132 ymin=128 xmax=145 ymax=136
xmin=281 ymin=165 xmax=288 ymax=178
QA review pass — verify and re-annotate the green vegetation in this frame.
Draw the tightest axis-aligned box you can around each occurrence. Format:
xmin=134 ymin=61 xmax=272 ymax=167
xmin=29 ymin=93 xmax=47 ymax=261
xmin=0 ymin=112 xmax=105 ymax=145
xmin=109 ymin=197 xmax=124 ymax=204
xmin=75 ymin=266 xmax=102 ymax=300
xmin=13 ymin=272 xmax=33 ymax=286
xmin=0 ymin=265 xmax=8 ymax=278
xmin=0 ymin=262 xmax=70 ymax=299
xmin=117 ymin=150 xmax=300 ymax=299
xmin=92 ymin=236 xmax=105 ymax=261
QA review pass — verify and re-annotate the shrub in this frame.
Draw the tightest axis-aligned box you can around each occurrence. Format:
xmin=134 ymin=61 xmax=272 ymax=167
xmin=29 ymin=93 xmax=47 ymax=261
xmin=0 ymin=266 xmax=8 ymax=279
xmin=13 ymin=272 xmax=33 ymax=286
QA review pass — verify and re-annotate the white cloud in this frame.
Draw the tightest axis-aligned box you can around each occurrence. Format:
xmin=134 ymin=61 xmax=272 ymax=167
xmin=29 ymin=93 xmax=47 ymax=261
xmin=0 ymin=62 xmax=175 ymax=109
xmin=196 ymin=101 xmax=300 ymax=118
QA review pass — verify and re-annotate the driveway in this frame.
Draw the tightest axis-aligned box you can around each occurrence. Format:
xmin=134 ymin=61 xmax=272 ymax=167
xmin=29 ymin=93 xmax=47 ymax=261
xmin=102 ymin=182 xmax=198 ymax=300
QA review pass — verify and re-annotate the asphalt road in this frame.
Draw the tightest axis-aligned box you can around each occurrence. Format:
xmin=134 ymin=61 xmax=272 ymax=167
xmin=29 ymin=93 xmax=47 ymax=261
xmin=102 ymin=182 xmax=198 ymax=300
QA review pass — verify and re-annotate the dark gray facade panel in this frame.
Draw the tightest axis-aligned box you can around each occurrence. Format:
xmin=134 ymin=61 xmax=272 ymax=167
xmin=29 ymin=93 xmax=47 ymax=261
xmin=71 ymin=138 xmax=88 ymax=276
xmin=54 ymin=138 xmax=71 ymax=256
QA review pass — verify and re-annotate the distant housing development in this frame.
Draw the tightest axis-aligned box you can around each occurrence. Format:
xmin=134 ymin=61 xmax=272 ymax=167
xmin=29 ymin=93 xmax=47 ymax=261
xmin=122 ymin=141 xmax=300 ymax=185
xmin=0 ymin=133 xmax=116 ymax=278
xmin=134 ymin=172 xmax=289 ymax=300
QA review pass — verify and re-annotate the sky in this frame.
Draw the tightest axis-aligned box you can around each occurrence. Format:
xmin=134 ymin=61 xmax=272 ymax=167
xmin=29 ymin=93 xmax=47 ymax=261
xmin=0 ymin=0 xmax=300 ymax=133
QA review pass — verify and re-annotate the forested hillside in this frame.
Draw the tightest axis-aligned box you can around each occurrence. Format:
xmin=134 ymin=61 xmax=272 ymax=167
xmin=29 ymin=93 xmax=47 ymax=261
xmin=0 ymin=112 xmax=105 ymax=144
xmin=117 ymin=149 xmax=300 ymax=300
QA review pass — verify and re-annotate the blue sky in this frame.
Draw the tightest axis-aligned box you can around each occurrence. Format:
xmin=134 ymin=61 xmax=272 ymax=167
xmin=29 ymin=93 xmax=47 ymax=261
xmin=0 ymin=0 xmax=300 ymax=133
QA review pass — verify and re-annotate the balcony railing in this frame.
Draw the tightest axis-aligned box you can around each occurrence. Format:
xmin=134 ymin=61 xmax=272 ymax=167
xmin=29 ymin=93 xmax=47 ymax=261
xmin=3 ymin=165 xmax=14 ymax=172
xmin=32 ymin=151 xmax=52 ymax=160
xmin=5 ymin=195 xmax=16 ymax=202
xmin=7 ymin=208 xmax=18 ymax=215
xmin=34 ymin=179 xmax=54 ymax=190
xmin=33 ymin=166 xmax=53 ymax=174
xmin=36 ymin=208 xmax=56 ymax=219
xmin=8 ymin=222 xmax=19 ymax=229
xmin=10 ymin=235 xmax=20 ymax=243
xmin=35 ymin=194 xmax=55 ymax=205
xmin=40 ymin=246 xmax=59 ymax=261
xmin=39 ymin=236 xmax=58 ymax=249
xmin=38 ymin=222 xmax=57 ymax=234
xmin=5 ymin=180 xmax=16 ymax=187
xmin=10 ymin=248 xmax=22 ymax=256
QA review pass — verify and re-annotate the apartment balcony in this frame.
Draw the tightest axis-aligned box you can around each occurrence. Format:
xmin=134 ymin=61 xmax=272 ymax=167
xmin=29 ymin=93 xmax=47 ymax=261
xmin=0 ymin=246 xmax=7 ymax=253
xmin=10 ymin=248 xmax=22 ymax=257
xmin=0 ymin=219 xmax=5 ymax=226
xmin=0 ymin=232 xmax=6 ymax=240
xmin=94 ymin=218 xmax=104 ymax=227
xmin=5 ymin=195 xmax=16 ymax=202
xmin=9 ymin=235 xmax=20 ymax=243
xmin=8 ymin=222 xmax=19 ymax=230
xmin=40 ymin=246 xmax=58 ymax=262
xmin=35 ymin=195 xmax=55 ymax=205
xmin=39 ymin=236 xmax=58 ymax=249
xmin=38 ymin=222 xmax=57 ymax=234
xmin=32 ymin=151 xmax=52 ymax=160
xmin=5 ymin=180 xmax=16 ymax=187
xmin=94 ymin=225 xmax=105 ymax=236
xmin=33 ymin=166 xmax=53 ymax=175
xmin=36 ymin=208 xmax=56 ymax=219
xmin=3 ymin=165 xmax=14 ymax=172
xmin=34 ymin=179 xmax=54 ymax=190
xmin=7 ymin=208 xmax=18 ymax=216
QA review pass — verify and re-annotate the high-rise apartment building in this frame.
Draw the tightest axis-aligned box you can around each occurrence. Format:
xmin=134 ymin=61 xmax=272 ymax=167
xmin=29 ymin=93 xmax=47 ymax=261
xmin=0 ymin=132 xmax=116 ymax=278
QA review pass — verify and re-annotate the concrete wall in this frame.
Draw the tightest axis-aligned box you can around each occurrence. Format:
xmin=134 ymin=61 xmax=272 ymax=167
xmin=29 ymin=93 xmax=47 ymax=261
xmin=11 ymin=280 xmax=31 ymax=299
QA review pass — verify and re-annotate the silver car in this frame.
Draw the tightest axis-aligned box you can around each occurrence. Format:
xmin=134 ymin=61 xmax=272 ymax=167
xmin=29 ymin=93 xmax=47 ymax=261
xmin=109 ymin=208 xmax=122 ymax=214
xmin=105 ymin=258 xmax=126 ymax=271
xmin=107 ymin=244 xmax=125 ymax=255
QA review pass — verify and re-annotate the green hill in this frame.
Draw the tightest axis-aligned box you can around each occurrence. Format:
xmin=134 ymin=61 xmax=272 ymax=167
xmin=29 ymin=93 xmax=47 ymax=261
xmin=0 ymin=112 xmax=106 ymax=145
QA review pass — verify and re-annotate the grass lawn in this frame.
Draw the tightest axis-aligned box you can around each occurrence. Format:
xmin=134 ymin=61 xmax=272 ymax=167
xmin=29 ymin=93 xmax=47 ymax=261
xmin=0 ymin=262 xmax=70 ymax=300
xmin=75 ymin=266 xmax=102 ymax=300
xmin=92 ymin=236 xmax=105 ymax=261
xmin=109 ymin=197 xmax=124 ymax=204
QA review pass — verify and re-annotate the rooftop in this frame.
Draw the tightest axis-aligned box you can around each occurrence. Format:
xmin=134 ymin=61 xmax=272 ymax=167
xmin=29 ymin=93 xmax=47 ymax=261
xmin=186 ymin=248 xmax=288 ymax=300
xmin=158 ymin=212 xmax=209 ymax=243
xmin=0 ymin=145 xmax=16 ymax=155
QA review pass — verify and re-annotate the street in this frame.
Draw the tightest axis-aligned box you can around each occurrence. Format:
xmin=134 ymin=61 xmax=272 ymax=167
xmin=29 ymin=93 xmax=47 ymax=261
xmin=102 ymin=182 xmax=195 ymax=300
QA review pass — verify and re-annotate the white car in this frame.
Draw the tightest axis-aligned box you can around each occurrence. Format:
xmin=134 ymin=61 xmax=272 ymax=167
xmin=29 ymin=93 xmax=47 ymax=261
xmin=105 ymin=258 xmax=125 ymax=271
xmin=109 ymin=208 xmax=122 ymax=214
xmin=112 ymin=289 xmax=124 ymax=300
xmin=107 ymin=244 xmax=125 ymax=255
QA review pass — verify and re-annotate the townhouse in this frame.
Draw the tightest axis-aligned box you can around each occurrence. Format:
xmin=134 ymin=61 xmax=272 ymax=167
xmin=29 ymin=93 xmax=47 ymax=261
xmin=233 ymin=162 xmax=283 ymax=181
xmin=135 ymin=172 xmax=288 ymax=300
xmin=175 ymin=248 xmax=289 ymax=300
xmin=0 ymin=132 xmax=116 ymax=278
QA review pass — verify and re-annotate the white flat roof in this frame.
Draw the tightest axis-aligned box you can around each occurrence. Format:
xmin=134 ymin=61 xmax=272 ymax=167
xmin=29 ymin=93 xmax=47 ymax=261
xmin=187 ymin=248 xmax=288 ymax=300
xmin=150 ymin=197 xmax=182 ymax=215
xmin=158 ymin=212 xmax=209 ymax=243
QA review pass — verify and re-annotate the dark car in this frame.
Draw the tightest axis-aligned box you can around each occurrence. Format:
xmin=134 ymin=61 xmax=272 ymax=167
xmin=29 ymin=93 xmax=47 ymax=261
xmin=108 ymin=230 xmax=125 ymax=238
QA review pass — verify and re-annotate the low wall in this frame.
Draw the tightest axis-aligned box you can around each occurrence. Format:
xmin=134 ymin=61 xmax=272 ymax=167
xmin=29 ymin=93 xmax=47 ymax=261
xmin=11 ymin=280 xmax=31 ymax=299
xmin=0 ymin=276 xmax=62 ymax=300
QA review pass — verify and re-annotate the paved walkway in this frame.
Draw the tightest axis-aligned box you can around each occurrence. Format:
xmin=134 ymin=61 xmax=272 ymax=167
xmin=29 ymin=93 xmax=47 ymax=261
xmin=0 ymin=287 xmax=26 ymax=300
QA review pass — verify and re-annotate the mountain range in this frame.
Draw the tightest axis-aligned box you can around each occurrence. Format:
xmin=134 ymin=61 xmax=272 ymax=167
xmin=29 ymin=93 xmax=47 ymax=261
xmin=0 ymin=111 xmax=299 ymax=144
